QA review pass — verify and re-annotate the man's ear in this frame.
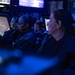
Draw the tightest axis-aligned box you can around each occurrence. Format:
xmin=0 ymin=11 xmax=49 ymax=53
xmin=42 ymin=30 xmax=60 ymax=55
xmin=57 ymin=20 xmax=61 ymax=29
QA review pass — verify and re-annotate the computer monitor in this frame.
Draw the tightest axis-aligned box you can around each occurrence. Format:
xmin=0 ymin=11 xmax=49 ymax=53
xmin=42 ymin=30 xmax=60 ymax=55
xmin=19 ymin=0 xmax=44 ymax=8
xmin=45 ymin=18 xmax=50 ymax=31
xmin=0 ymin=16 xmax=10 ymax=36
xmin=0 ymin=0 xmax=10 ymax=4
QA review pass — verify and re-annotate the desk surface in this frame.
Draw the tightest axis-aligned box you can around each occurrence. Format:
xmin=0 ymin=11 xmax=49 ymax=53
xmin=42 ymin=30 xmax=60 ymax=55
xmin=4 ymin=55 xmax=59 ymax=75
xmin=0 ymin=49 xmax=59 ymax=75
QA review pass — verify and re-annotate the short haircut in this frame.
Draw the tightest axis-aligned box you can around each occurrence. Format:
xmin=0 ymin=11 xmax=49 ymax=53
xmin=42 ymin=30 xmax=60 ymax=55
xmin=53 ymin=9 xmax=75 ymax=35
xmin=35 ymin=20 xmax=43 ymax=28
xmin=20 ymin=14 xmax=34 ymax=28
xmin=12 ymin=17 xmax=19 ymax=23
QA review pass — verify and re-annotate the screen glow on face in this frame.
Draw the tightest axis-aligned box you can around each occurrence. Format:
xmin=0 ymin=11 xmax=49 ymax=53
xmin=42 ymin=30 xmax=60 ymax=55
xmin=19 ymin=0 xmax=44 ymax=8
xmin=0 ymin=17 xmax=10 ymax=36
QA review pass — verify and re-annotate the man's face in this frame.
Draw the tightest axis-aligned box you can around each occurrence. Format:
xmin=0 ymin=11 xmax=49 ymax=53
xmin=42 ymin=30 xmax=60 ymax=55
xmin=18 ymin=17 xmax=27 ymax=32
xmin=47 ymin=13 xmax=58 ymax=35
xmin=34 ymin=23 xmax=39 ymax=30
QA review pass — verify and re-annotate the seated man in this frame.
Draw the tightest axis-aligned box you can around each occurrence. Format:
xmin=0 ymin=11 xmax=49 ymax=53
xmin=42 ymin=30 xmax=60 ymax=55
xmin=11 ymin=14 xmax=36 ymax=53
xmin=34 ymin=20 xmax=44 ymax=39
xmin=0 ymin=17 xmax=19 ymax=49
xmin=36 ymin=9 xmax=75 ymax=74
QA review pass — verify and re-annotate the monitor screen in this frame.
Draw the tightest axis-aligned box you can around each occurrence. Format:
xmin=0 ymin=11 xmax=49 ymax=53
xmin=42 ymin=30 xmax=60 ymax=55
xmin=0 ymin=16 xmax=10 ymax=36
xmin=0 ymin=0 xmax=10 ymax=4
xmin=45 ymin=18 xmax=50 ymax=31
xmin=19 ymin=0 xmax=44 ymax=8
